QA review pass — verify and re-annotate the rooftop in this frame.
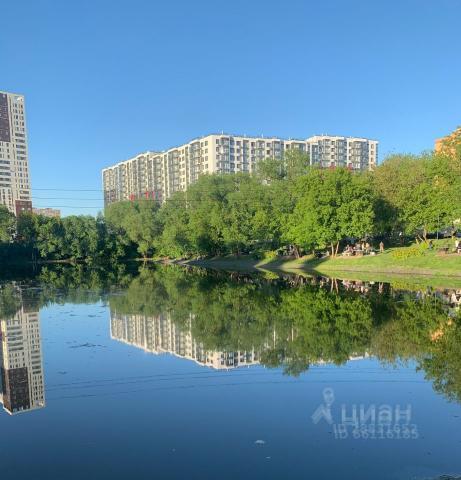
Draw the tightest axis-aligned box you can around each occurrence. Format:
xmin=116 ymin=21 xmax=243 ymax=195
xmin=102 ymin=132 xmax=378 ymax=170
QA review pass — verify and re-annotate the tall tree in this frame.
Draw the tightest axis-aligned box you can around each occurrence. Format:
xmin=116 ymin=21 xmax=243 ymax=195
xmin=105 ymin=200 xmax=162 ymax=258
xmin=284 ymin=168 xmax=375 ymax=255
xmin=373 ymin=152 xmax=461 ymax=239
xmin=0 ymin=205 xmax=15 ymax=243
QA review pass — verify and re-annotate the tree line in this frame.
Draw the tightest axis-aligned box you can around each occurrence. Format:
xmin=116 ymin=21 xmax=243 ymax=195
xmin=1 ymin=143 xmax=460 ymax=263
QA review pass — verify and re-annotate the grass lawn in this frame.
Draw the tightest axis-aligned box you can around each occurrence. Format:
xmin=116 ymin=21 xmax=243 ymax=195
xmin=303 ymin=242 xmax=461 ymax=277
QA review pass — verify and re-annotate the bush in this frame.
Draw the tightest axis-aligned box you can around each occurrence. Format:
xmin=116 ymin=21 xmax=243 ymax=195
xmin=391 ymin=243 xmax=428 ymax=260
xmin=251 ymin=249 xmax=278 ymax=261
xmin=262 ymin=250 xmax=278 ymax=261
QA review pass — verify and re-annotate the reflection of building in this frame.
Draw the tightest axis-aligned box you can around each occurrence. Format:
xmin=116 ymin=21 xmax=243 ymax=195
xmin=435 ymin=288 xmax=461 ymax=318
xmin=102 ymin=134 xmax=378 ymax=206
xmin=0 ymin=91 xmax=32 ymax=215
xmin=0 ymin=299 xmax=45 ymax=415
xmin=32 ymin=207 xmax=61 ymax=218
xmin=110 ymin=311 xmax=259 ymax=370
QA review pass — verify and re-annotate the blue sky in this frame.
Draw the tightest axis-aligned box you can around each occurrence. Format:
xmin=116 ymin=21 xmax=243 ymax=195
xmin=1 ymin=0 xmax=461 ymax=216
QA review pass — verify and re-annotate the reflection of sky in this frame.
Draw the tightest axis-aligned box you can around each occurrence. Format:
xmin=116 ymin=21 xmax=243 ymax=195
xmin=1 ymin=301 xmax=461 ymax=479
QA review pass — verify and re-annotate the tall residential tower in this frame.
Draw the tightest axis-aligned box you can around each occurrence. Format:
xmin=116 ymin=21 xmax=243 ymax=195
xmin=0 ymin=91 xmax=32 ymax=215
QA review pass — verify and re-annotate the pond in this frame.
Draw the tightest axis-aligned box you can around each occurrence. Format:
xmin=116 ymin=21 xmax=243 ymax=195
xmin=1 ymin=264 xmax=460 ymax=480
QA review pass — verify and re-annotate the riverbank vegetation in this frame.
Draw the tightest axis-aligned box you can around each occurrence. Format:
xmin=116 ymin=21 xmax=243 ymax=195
xmin=1 ymin=141 xmax=460 ymax=265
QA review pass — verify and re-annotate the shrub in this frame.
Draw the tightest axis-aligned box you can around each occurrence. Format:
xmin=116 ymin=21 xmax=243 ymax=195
xmin=391 ymin=243 xmax=428 ymax=260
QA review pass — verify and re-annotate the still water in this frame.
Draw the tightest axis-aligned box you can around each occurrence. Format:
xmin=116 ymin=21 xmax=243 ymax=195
xmin=1 ymin=265 xmax=461 ymax=480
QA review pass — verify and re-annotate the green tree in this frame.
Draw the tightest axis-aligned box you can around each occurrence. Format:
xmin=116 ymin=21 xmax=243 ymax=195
xmin=0 ymin=205 xmax=15 ymax=243
xmin=284 ymin=168 xmax=375 ymax=255
xmin=105 ymin=200 xmax=162 ymax=258
xmin=155 ymin=191 xmax=192 ymax=258
xmin=255 ymin=149 xmax=310 ymax=183
xmin=373 ymin=152 xmax=461 ymax=240
xmin=35 ymin=216 xmax=66 ymax=259
xmin=62 ymin=216 xmax=100 ymax=261
xmin=221 ymin=175 xmax=275 ymax=254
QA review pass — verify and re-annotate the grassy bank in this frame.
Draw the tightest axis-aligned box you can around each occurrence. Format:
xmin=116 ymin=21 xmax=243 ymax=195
xmin=187 ymin=241 xmax=461 ymax=288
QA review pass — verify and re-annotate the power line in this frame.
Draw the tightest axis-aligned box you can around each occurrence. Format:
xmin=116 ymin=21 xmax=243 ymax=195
xmin=33 ymin=205 xmax=103 ymax=209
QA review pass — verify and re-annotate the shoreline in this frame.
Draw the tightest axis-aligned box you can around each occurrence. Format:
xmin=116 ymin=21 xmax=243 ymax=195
xmin=183 ymin=251 xmax=461 ymax=289
xmin=186 ymin=255 xmax=461 ymax=277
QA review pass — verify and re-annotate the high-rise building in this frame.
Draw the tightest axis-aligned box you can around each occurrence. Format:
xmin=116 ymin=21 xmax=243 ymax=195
xmin=110 ymin=311 xmax=260 ymax=370
xmin=0 ymin=91 xmax=32 ymax=215
xmin=102 ymin=133 xmax=378 ymax=206
xmin=0 ymin=289 xmax=45 ymax=415
xmin=306 ymin=135 xmax=378 ymax=170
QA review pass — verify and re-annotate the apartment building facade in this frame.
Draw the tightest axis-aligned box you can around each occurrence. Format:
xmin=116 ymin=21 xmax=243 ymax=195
xmin=0 ymin=291 xmax=45 ymax=415
xmin=0 ymin=91 xmax=32 ymax=215
xmin=32 ymin=207 xmax=61 ymax=218
xmin=435 ymin=126 xmax=461 ymax=155
xmin=110 ymin=311 xmax=260 ymax=370
xmin=307 ymin=135 xmax=378 ymax=171
xmin=102 ymin=134 xmax=378 ymax=206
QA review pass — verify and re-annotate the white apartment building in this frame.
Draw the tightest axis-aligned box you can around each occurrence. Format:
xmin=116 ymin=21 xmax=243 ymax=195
xmin=307 ymin=135 xmax=378 ymax=171
xmin=0 ymin=296 xmax=45 ymax=415
xmin=102 ymin=133 xmax=378 ymax=206
xmin=110 ymin=311 xmax=260 ymax=370
xmin=0 ymin=91 xmax=32 ymax=215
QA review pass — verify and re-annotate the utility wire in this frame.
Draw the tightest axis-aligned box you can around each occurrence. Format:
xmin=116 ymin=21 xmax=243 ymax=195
xmin=33 ymin=205 xmax=103 ymax=209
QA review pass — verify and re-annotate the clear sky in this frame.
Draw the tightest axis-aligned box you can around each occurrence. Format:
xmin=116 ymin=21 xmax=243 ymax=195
xmin=1 ymin=0 xmax=461 ymax=216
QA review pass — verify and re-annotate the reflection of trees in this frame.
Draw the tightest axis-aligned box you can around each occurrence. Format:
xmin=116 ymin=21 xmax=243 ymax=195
xmin=110 ymin=267 xmax=376 ymax=374
xmin=109 ymin=266 xmax=461 ymax=402
xmin=4 ymin=263 xmax=461 ymax=403
xmin=0 ymin=284 xmax=22 ymax=317
xmin=0 ymin=264 xmax=137 ymax=309
xmin=278 ymin=288 xmax=373 ymax=369
xmin=371 ymin=295 xmax=448 ymax=362
xmin=419 ymin=319 xmax=461 ymax=402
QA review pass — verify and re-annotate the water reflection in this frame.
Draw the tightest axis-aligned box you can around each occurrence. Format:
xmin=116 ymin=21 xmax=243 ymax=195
xmin=1 ymin=266 xmax=461 ymax=479
xmin=111 ymin=312 xmax=260 ymax=369
xmin=2 ymin=265 xmax=461 ymax=411
xmin=0 ymin=285 xmax=45 ymax=415
xmin=107 ymin=267 xmax=461 ymax=402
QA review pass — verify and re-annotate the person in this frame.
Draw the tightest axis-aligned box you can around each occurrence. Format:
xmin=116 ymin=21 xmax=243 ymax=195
xmin=379 ymin=241 xmax=384 ymax=253
xmin=456 ymin=239 xmax=460 ymax=250
xmin=428 ymin=239 xmax=433 ymax=250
